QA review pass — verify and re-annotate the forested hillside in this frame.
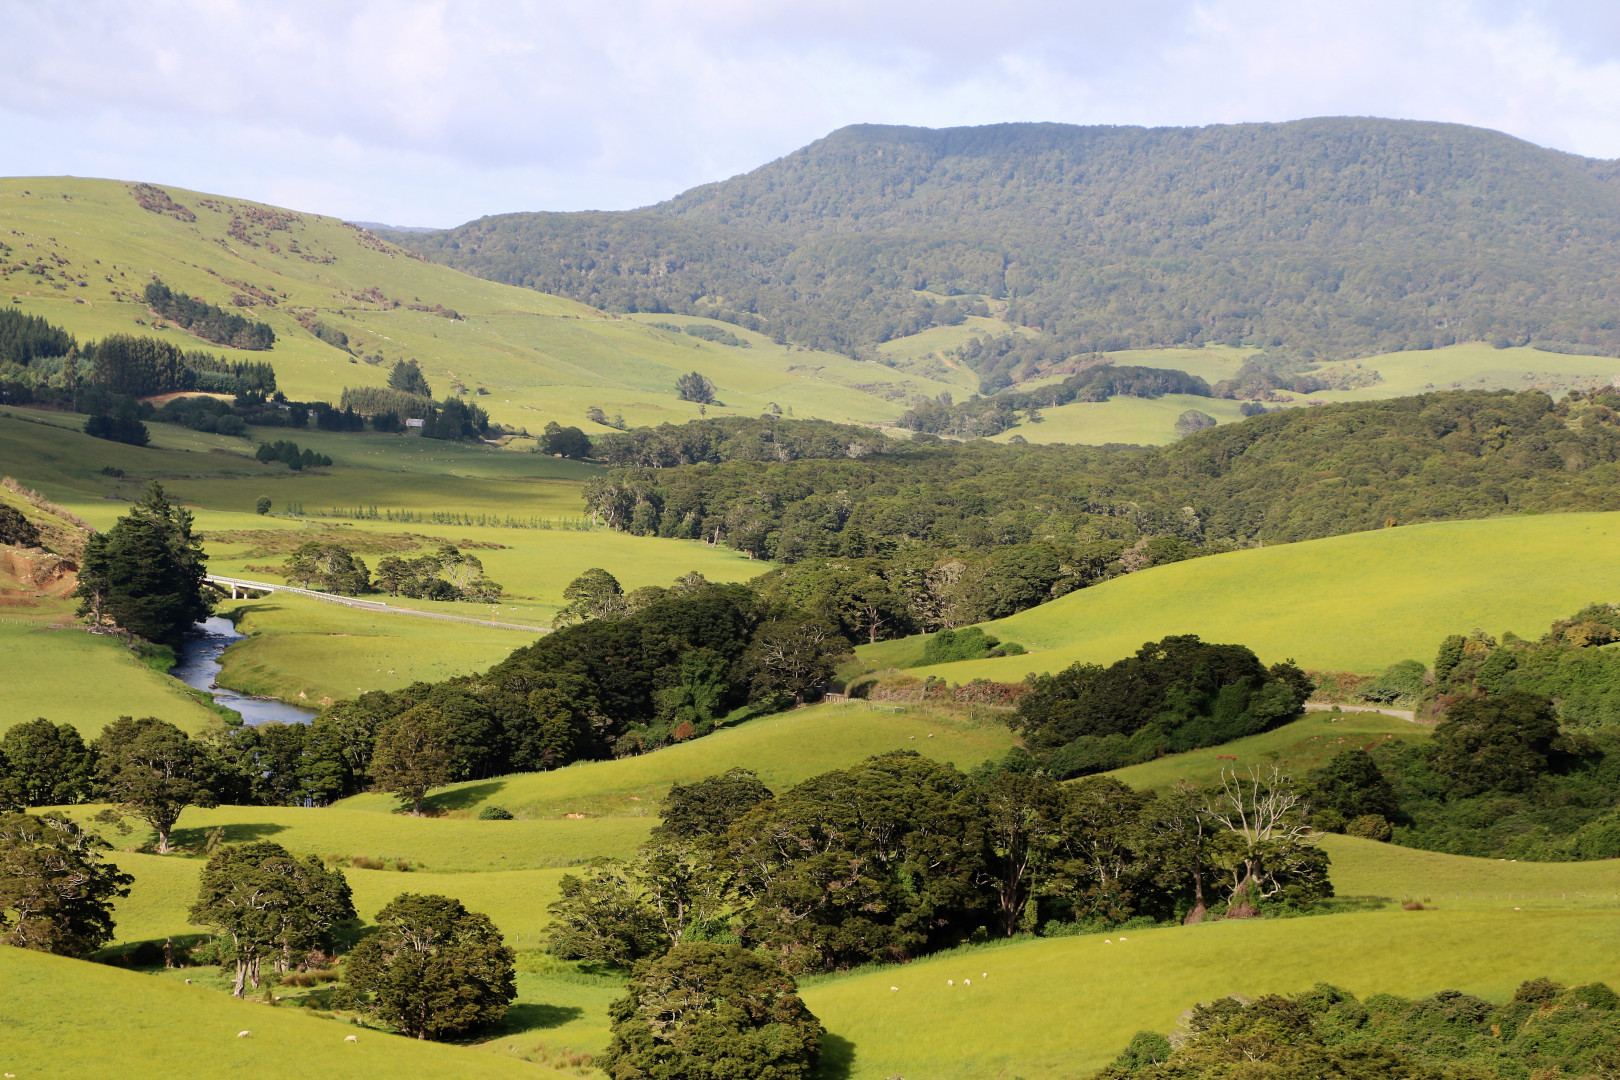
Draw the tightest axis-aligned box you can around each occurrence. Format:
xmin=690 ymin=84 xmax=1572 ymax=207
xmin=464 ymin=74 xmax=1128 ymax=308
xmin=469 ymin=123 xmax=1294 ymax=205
xmin=388 ymin=118 xmax=1620 ymax=375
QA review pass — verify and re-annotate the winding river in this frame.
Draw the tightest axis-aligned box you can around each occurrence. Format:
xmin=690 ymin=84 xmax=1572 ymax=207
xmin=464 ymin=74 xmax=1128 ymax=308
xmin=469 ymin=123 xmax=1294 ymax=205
xmin=170 ymin=616 xmax=318 ymax=726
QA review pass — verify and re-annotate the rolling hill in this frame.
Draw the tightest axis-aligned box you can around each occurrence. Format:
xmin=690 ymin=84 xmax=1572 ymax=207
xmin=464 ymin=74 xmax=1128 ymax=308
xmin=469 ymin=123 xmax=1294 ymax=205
xmin=0 ymin=177 xmax=967 ymax=434
xmin=387 ymin=118 xmax=1620 ymax=369
xmin=866 ymin=510 xmax=1620 ymax=681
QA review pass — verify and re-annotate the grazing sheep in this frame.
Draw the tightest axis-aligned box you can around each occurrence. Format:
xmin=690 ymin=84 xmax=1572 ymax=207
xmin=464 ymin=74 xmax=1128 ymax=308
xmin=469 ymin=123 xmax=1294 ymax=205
xmin=964 ymin=978 xmax=971 ymax=986
xmin=890 ymin=986 xmax=899 ymax=992
xmin=345 ymin=1035 xmax=358 ymax=1043
xmin=237 ymin=1031 xmax=251 ymax=1038
xmin=1105 ymin=939 xmax=1113 ymax=944
xmin=947 ymin=979 xmax=954 ymax=986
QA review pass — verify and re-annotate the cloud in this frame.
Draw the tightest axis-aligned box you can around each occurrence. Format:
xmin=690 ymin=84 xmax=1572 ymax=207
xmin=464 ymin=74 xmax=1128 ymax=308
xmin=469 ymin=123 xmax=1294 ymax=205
xmin=1 ymin=0 xmax=1617 ymax=224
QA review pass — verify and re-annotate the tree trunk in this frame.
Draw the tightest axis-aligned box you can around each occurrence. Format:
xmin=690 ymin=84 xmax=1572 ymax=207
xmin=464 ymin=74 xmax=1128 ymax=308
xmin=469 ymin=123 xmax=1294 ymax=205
xmin=1184 ymin=855 xmax=1207 ymax=924
xmin=157 ymin=824 xmax=171 ymax=854
xmin=233 ymin=960 xmax=248 ymax=998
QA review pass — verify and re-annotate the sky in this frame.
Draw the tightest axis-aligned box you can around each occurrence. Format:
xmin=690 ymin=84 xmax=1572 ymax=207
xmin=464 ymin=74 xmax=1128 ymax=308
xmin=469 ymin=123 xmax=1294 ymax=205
xmin=3 ymin=0 xmax=1620 ymax=227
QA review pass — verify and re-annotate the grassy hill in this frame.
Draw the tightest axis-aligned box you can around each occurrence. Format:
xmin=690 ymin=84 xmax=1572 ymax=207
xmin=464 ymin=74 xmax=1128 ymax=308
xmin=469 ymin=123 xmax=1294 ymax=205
xmin=389 ymin=118 xmax=1620 ymax=368
xmin=0 ymin=177 xmax=963 ymax=433
xmin=0 ymin=947 xmax=568 ymax=1080
xmin=866 ymin=511 xmax=1620 ymax=681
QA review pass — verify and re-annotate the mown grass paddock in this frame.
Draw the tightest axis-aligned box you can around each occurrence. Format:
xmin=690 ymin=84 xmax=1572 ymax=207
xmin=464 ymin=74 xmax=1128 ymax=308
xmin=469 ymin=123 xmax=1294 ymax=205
xmin=876 ymin=510 xmax=1620 ymax=682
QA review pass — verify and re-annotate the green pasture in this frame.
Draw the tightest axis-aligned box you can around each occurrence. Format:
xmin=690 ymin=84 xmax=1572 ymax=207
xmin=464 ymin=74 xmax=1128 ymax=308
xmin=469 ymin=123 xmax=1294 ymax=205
xmin=799 ymin=906 xmax=1620 ymax=1080
xmin=989 ymin=392 xmax=1251 ymax=446
xmin=1320 ymin=834 xmax=1620 ymax=909
xmin=337 ymin=700 xmax=1018 ymax=820
xmin=880 ymin=511 xmax=1620 ymax=682
xmin=1104 ymin=710 xmax=1424 ymax=791
xmin=2 ymin=177 xmax=963 ymax=432
xmin=1304 ymin=342 xmax=1620 ymax=403
xmin=0 ymin=947 xmax=569 ymax=1080
xmin=0 ymin=621 xmax=220 ymax=736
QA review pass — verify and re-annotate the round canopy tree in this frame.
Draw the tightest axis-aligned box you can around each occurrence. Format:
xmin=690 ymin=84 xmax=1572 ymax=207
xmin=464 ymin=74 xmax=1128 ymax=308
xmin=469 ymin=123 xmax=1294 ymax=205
xmin=604 ymin=942 xmax=822 ymax=1080
xmin=0 ymin=812 xmax=133 ymax=957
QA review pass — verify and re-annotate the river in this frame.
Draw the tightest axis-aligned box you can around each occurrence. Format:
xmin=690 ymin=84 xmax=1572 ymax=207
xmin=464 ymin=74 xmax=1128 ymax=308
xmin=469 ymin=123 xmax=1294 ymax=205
xmin=170 ymin=616 xmax=318 ymax=726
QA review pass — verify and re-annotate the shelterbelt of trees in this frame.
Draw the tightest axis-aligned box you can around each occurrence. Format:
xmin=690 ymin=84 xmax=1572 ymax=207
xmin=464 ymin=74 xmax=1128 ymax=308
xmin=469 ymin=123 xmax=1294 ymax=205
xmin=389 ymin=118 xmax=1620 ymax=378
xmin=583 ymin=389 xmax=1620 ymax=637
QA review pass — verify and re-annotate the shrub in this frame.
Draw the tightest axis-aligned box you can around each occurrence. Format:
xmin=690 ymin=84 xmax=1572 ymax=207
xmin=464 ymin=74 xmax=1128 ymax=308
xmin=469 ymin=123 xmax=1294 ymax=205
xmin=477 ymin=805 xmax=513 ymax=821
xmin=1346 ymin=814 xmax=1393 ymax=842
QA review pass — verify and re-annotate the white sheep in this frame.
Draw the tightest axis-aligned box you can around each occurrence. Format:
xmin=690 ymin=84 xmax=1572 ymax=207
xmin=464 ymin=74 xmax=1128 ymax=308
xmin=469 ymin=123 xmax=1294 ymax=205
xmin=1105 ymin=939 xmax=1113 ymax=944
xmin=345 ymin=1035 xmax=358 ymax=1043
xmin=890 ymin=986 xmax=899 ymax=992
xmin=947 ymin=979 xmax=954 ymax=986
xmin=964 ymin=978 xmax=971 ymax=986
xmin=237 ymin=1030 xmax=251 ymax=1038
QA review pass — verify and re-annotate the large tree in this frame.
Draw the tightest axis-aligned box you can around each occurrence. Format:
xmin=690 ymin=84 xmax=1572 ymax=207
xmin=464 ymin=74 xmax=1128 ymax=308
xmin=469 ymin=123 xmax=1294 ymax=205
xmin=94 ymin=716 xmax=216 ymax=854
xmin=0 ymin=812 xmax=133 ymax=957
xmin=1433 ymin=691 xmax=1562 ymax=796
xmin=0 ymin=718 xmax=96 ymax=807
xmin=604 ymin=942 xmax=822 ymax=1080
xmin=738 ymin=616 xmax=849 ymax=706
xmin=343 ymin=893 xmax=516 ymax=1039
xmin=74 ymin=481 xmax=211 ymax=646
xmin=369 ymin=708 xmax=456 ymax=815
xmin=190 ymin=840 xmax=355 ymax=997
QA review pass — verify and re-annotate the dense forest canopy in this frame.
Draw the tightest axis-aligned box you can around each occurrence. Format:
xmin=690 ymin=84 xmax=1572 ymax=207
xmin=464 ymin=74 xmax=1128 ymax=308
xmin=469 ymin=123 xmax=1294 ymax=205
xmin=386 ymin=118 xmax=1620 ymax=373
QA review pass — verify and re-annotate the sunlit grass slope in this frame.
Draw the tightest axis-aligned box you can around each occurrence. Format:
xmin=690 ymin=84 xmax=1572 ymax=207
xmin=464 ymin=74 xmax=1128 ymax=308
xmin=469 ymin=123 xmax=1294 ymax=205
xmin=1320 ymin=834 xmax=1620 ymax=909
xmin=0 ymin=947 xmax=566 ymax=1080
xmin=0 ymin=621 xmax=221 ymax=735
xmin=884 ymin=511 xmax=1620 ymax=682
xmin=337 ymin=701 xmax=1018 ymax=819
xmin=1 ymin=177 xmax=965 ymax=431
xmin=989 ymin=392 xmax=1250 ymax=446
xmin=1104 ymin=711 xmax=1423 ymax=792
xmin=800 ymin=907 xmax=1620 ymax=1080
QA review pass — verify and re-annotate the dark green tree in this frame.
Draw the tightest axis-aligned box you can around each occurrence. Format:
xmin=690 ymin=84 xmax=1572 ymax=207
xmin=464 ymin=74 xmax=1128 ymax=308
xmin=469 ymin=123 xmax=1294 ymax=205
xmin=1433 ymin=691 xmax=1562 ymax=796
xmin=388 ymin=358 xmax=432 ymax=397
xmin=1310 ymin=749 xmax=1398 ymax=822
xmin=74 ymin=482 xmax=211 ymax=646
xmin=657 ymin=768 xmax=774 ymax=840
xmin=254 ymin=496 xmax=271 ymax=515
xmin=0 ymin=719 xmax=96 ymax=807
xmin=555 ymin=567 xmax=628 ymax=624
xmin=93 ymin=716 xmax=216 ymax=853
xmin=0 ymin=812 xmax=132 ymax=957
xmin=675 ymin=371 xmax=717 ymax=405
xmin=0 ymin=504 xmax=42 ymax=547
xmin=738 ymin=616 xmax=849 ymax=705
xmin=604 ymin=942 xmax=822 ymax=1080
xmin=546 ymin=861 xmax=665 ymax=966
xmin=189 ymin=840 xmax=354 ymax=996
xmin=369 ymin=708 xmax=457 ymax=815
xmin=343 ymin=893 xmax=516 ymax=1039
xmin=540 ymin=421 xmax=593 ymax=459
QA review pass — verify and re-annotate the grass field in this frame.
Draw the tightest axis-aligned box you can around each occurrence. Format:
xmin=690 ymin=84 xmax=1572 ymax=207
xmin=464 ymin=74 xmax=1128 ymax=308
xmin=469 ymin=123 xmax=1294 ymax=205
xmin=873 ymin=511 xmax=1620 ymax=682
xmin=989 ymin=392 xmax=1251 ymax=446
xmin=1105 ymin=710 xmax=1424 ymax=791
xmin=798 ymin=906 xmax=1620 ymax=1080
xmin=0 ymin=946 xmax=569 ymax=1080
xmin=336 ymin=700 xmax=1018 ymax=819
xmin=1 ymin=178 xmax=964 ymax=433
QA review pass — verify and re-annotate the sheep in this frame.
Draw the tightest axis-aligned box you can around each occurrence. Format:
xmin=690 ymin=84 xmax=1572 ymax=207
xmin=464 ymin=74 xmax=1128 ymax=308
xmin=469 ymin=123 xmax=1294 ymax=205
xmin=947 ymin=979 xmax=954 ymax=986
xmin=237 ymin=1030 xmax=251 ymax=1038
xmin=964 ymin=978 xmax=971 ymax=986
xmin=345 ymin=1035 xmax=359 ymax=1043
xmin=890 ymin=986 xmax=899 ymax=992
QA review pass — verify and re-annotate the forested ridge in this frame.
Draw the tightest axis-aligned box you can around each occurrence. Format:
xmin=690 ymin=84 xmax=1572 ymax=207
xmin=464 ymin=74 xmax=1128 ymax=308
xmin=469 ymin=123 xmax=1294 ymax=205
xmin=386 ymin=118 xmax=1620 ymax=373
xmin=580 ymin=390 xmax=1620 ymax=633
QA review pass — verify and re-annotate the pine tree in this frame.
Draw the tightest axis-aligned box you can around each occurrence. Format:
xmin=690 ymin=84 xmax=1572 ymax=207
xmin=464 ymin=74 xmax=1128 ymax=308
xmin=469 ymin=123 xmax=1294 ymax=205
xmin=74 ymin=482 xmax=211 ymax=645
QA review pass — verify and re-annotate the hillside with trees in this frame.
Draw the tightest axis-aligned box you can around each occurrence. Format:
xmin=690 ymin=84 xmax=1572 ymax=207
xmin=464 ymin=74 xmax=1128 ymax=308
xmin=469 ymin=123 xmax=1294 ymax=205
xmin=387 ymin=118 xmax=1620 ymax=383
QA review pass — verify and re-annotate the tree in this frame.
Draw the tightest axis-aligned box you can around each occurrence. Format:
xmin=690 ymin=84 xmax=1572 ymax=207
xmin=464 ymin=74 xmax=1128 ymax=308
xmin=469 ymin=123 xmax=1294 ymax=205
xmin=74 ymin=482 xmax=211 ymax=646
xmin=658 ymin=768 xmax=774 ymax=840
xmin=980 ymin=770 xmax=1066 ymax=937
xmin=739 ymin=616 xmax=850 ymax=705
xmin=556 ymin=567 xmax=628 ymax=625
xmin=370 ymin=708 xmax=456 ymax=814
xmin=675 ymin=371 xmax=717 ymax=405
xmin=1310 ymin=748 xmax=1398 ymax=822
xmin=1205 ymin=767 xmax=1332 ymax=914
xmin=546 ymin=862 xmax=665 ymax=966
xmin=0 ymin=812 xmax=132 ymax=957
xmin=541 ymin=421 xmax=592 ymax=459
xmin=0 ymin=719 xmax=96 ymax=807
xmin=373 ymin=555 xmax=411 ymax=596
xmin=388 ymin=358 xmax=432 ymax=397
xmin=189 ymin=841 xmax=355 ymax=997
xmin=343 ymin=893 xmax=517 ymax=1040
xmin=1433 ymin=691 xmax=1561 ymax=795
xmin=94 ymin=716 xmax=216 ymax=854
xmin=604 ymin=942 xmax=822 ymax=1080
xmin=254 ymin=496 xmax=271 ymax=515
xmin=0 ymin=504 xmax=41 ymax=547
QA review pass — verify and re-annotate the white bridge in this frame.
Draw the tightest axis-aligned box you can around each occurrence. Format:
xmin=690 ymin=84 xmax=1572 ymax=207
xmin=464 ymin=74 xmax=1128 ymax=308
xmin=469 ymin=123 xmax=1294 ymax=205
xmin=203 ymin=575 xmax=546 ymax=634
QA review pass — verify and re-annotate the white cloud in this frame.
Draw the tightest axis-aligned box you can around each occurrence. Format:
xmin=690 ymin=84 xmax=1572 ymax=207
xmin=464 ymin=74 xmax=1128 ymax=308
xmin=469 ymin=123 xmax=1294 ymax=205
xmin=0 ymin=0 xmax=1616 ymax=224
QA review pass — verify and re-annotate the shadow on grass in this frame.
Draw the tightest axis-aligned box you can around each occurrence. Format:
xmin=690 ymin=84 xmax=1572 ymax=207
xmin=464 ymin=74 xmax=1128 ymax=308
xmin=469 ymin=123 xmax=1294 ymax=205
xmin=488 ymin=1003 xmax=585 ymax=1037
xmin=423 ymin=779 xmax=507 ymax=813
xmin=815 ymin=1033 xmax=855 ymax=1080
xmin=170 ymin=820 xmax=288 ymax=848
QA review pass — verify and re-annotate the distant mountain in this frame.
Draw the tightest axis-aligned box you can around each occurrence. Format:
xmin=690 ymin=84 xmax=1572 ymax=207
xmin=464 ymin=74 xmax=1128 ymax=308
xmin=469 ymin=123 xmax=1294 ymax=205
xmin=348 ymin=221 xmax=438 ymax=234
xmin=383 ymin=118 xmax=1620 ymax=386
